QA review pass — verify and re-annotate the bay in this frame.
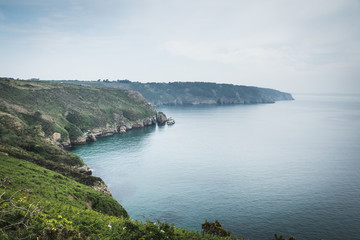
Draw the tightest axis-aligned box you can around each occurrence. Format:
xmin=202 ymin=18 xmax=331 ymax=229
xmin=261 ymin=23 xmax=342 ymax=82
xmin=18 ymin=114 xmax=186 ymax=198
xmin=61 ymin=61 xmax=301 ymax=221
xmin=71 ymin=95 xmax=360 ymax=240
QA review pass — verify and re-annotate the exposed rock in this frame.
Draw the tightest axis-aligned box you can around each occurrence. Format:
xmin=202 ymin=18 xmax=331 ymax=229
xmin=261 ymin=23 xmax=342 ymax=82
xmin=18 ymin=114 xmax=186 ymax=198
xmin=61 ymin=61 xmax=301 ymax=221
xmin=92 ymin=180 xmax=112 ymax=196
xmin=60 ymin=140 xmax=71 ymax=148
xmin=157 ymin=112 xmax=167 ymax=125
xmin=86 ymin=133 xmax=96 ymax=142
xmin=0 ymin=152 xmax=9 ymax=156
xmin=119 ymin=125 xmax=127 ymax=133
xmin=143 ymin=118 xmax=153 ymax=126
xmin=77 ymin=165 xmax=92 ymax=175
xmin=125 ymin=123 xmax=132 ymax=130
xmin=52 ymin=132 xmax=61 ymax=143
xmin=167 ymin=117 xmax=175 ymax=125
xmin=72 ymin=136 xmax=87 ymax=145
xmin=132 ymin=120 xmax=144 ymax=128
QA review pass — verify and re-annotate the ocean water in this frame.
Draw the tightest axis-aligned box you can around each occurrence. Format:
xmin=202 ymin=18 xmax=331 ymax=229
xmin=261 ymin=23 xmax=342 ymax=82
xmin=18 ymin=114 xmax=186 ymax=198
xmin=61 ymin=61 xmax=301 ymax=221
xmin=71 ymin=95 xmax=360 ymax=240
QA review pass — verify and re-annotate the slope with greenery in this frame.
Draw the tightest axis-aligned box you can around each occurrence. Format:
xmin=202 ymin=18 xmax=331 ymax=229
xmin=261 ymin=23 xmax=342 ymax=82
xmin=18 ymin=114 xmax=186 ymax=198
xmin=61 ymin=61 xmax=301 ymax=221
xmin=0 ymin=78 xmax=157 ymax=146
xmin=65 ymin=80 xmax=294 ymax=106
xmin=0 ymin=78 xmax=297 ymax=239
xmin=0 ymin=155 xmax=252 ymax=239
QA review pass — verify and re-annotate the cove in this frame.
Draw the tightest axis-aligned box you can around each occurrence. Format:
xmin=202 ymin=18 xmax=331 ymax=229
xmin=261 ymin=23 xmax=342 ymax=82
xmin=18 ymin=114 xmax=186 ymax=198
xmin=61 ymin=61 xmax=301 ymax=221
xmin=71 ymin=95 xmax=360 ymax=240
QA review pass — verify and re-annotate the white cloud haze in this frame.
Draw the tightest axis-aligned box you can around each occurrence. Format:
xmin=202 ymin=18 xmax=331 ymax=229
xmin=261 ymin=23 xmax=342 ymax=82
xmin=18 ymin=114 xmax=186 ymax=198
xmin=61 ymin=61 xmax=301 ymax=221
xmin=0 ymin=0 xmax=359 ymax=93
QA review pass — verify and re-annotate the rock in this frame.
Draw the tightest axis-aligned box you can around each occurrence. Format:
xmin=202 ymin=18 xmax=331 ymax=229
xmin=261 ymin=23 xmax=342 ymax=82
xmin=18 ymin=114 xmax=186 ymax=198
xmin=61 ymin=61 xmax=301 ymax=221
xmin=52 ymin=132 xmax=61 ymax=143
xmin=119 ymin=125 xmax=127 ymax=133
xmin=72 ymin=136 xmax=87 ymax=145
xmin=125 ymin=123 xmax=132 ymax=130
xmin=132 ymin=120 xmax=144 ymax=128
xmin=87 ymin=133 xmax=96 ymax=142
xmin=157 ymin=112 xmax=167 ymax=125
xmin=167 ymin=117 xmax=175 ymax=125
xmin=151 ymin=116 xmax=157 ymax=125
xmin=77 ymin=165 xmax=92 ymax=175
xmin=143 ymin=118 xmax=153 ymax=126
xmin=92 ymin=180 xmax=112 ymax=196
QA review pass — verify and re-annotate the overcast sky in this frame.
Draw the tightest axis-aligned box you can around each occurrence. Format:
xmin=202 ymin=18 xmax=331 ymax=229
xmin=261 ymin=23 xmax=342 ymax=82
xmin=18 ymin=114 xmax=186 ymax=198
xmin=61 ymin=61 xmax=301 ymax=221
xmin=0 ymin=0 xmax=359 ymax=94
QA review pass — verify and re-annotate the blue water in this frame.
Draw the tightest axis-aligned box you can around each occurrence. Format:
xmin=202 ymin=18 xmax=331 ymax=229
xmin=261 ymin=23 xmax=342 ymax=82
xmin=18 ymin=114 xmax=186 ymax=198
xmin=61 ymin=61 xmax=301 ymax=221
xmin=71 ymin=95 xmax=360 ymax=240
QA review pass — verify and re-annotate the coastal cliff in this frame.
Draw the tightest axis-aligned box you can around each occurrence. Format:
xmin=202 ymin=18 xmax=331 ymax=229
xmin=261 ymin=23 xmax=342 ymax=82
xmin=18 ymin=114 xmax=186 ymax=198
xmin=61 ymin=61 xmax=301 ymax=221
xmin=0 ymin=78 xmax=159 ymax=195
xmin=0 ymin=78 xmax=157 ymax=148
xmin=0 ymin=77 xmax=291 ymax=239
xmin=65 ymin=80 xmax=294 ymax=106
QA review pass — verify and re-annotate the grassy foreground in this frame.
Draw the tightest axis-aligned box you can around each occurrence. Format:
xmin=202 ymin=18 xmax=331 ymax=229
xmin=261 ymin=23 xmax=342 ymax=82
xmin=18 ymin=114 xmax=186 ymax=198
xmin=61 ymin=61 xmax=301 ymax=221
xmin=0 ymin=154 xmax=245 ymax=239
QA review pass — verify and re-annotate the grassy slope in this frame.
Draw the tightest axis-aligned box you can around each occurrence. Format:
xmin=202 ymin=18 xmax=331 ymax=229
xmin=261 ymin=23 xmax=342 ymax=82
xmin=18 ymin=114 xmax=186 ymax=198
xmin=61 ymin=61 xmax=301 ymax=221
xmin=0 ymin=154 xmax=242 ymax=240
xmin=0 ymin=78 xmax=157 ymax=143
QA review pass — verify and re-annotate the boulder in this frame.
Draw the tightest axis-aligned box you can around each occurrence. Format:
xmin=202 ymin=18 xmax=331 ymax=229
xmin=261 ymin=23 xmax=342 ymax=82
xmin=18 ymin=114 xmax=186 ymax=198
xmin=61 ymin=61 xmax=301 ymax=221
xmin=157 ymin=112 xmax=167 ymax=125
xmin=119 ymin=125 xmax=127 ymax=133
xmin=87 ymin=133 xmax=97 ymax=142
xmin=167 ymin=117 xmax=175 ymax=125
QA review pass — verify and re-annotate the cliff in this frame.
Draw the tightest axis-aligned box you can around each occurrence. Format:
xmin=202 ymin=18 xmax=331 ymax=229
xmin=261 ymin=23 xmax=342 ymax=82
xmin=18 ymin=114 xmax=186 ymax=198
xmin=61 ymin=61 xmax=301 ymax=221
xmin=0 ymin=78 xmax=159 ymax=193
xmin=65 ymin=80 xmax=294 ymax=106
xmin=0 ymin=78 xmax=157 ymax=147
xmin=0 ymin=77 xmax=292 ymax=239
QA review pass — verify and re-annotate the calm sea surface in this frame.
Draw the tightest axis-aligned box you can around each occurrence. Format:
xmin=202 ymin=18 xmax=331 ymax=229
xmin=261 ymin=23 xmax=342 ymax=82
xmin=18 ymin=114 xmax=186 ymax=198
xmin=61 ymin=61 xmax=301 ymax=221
xmin=71 ymin=95 xmax=360 ymax=240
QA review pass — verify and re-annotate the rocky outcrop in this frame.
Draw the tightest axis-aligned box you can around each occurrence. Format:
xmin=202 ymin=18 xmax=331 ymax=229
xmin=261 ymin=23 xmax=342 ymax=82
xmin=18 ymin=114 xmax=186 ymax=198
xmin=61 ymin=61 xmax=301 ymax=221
xmin=92 ymin=180 xmax=112 ymax=196
xmin=72 ymin=135 xmax=87 ymax=145
xmin=118 ymin=125 xmax=127 ymax=133
xmin=87 ymin=133 xmax=96 ymax=142
xmin=77 ymin=165 xmax=92 ymax=175
xmin=157 ymin=112 xmax=167 ymax=125
xmin=167 ymin=117 xmax=175 ymax=125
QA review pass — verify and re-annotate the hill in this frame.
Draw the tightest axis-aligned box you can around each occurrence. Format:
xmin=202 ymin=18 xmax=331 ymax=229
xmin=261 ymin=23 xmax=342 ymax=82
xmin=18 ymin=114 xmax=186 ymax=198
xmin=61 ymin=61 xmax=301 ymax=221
xmin=0 ymin=78 xmax=295 ymax=239
xmin=65 ymin=80 xmax=294 ymax=106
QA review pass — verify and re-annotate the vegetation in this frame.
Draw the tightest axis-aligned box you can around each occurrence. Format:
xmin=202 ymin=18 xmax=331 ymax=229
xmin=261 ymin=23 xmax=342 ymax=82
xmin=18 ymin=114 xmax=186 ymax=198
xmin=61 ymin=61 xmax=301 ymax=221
xmin=0 ymin=155 xmax=247 ymax=239
xmin=0 ymin=78 xmax=157 ymax=145
xmin=0 ymin=77 xmax=296 ymax=239
xmin=65 ymin=79 xmax=294 ymax=106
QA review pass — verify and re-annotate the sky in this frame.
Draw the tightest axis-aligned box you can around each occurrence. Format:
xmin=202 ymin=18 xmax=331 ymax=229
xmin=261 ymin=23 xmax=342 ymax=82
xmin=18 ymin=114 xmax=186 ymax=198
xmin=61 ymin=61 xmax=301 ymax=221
xmin=0 ymin=0 xmax=359 ymax=94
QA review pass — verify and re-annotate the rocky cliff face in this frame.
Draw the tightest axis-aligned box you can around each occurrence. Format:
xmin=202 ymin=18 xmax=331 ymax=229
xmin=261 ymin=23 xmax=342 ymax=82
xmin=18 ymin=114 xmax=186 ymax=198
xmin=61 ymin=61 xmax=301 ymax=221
xmin=0 ymin=78 xmax=158 ymax=148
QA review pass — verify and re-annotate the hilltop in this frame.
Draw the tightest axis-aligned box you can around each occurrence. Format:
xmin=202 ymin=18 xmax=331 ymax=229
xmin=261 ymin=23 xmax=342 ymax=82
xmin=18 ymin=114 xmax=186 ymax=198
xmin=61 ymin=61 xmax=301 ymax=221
xmin=65 ymin=80 xmax=294 ymax=106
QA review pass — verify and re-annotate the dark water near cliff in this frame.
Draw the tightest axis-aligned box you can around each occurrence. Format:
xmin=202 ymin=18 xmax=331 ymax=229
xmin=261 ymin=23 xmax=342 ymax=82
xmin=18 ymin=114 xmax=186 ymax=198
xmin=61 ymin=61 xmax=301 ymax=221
xmin=71 ymin=95 xmax=360 ymax=240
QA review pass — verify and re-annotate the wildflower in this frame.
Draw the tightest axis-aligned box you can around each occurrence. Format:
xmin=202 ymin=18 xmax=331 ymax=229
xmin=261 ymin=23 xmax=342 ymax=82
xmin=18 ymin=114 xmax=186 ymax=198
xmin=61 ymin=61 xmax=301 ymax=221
xmin=160 ymin=230 xmax=165 ymax=233
xmin=123 ymin=227 xmax=127 ymax=230
xmin=51 ymin=227 xmax=57 ymax=231
xmin=108 ymin=223 xmax=112 ymax=229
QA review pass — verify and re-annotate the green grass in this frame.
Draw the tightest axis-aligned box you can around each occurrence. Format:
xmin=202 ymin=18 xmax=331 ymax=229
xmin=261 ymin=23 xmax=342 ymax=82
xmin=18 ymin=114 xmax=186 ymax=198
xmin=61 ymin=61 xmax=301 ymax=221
xmin=0 ymin=155 xmax=245 ymax=240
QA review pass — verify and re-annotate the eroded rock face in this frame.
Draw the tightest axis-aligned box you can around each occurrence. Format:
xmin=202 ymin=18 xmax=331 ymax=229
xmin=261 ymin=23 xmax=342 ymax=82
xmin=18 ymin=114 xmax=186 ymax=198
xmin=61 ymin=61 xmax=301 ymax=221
xmin=52 ymin=132 xmax=61 ymax=143
xmin=92 ymin=180 xmax=112 ymax=196
xmin=72 ymin=136 xmax=87 ymax=145
xmin=87 ymin=133 xmax=96 ymax=142
xmin=119 ymin=125 xmax=127 ymax=133
xmin=77 ymin=165 xmax=92 ymax=175
xmin=157 ymin=112 xmax=167 ymax=125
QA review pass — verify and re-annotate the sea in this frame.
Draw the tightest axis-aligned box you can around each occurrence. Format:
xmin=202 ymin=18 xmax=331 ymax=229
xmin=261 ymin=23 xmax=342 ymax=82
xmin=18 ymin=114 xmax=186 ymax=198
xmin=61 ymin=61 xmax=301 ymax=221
xmin=71 ymin=94 xmax=360 ymax=240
